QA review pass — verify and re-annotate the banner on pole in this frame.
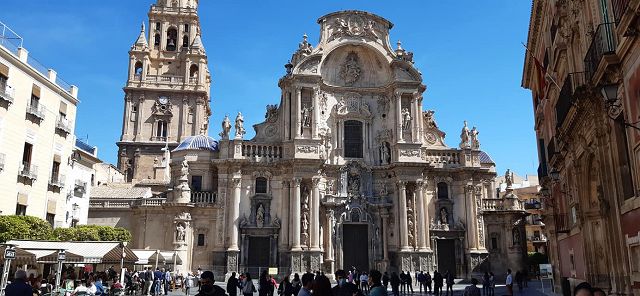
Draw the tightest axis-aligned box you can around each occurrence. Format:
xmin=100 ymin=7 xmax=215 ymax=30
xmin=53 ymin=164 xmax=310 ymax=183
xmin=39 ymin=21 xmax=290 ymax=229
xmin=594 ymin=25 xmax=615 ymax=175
xmin=539 ymin=264 xmax=553 ymax=279
xmin=3 ymin=248 xmax=15 ymax=260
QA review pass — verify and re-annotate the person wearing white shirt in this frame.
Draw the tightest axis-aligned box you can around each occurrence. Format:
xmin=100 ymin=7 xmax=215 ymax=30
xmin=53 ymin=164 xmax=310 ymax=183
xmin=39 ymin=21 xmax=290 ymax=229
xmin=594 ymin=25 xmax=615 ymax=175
xmin=360 ymin=273 xmax=369 ymax=293
xmin=505 ymin=269 xmax=513 ymax=296
xmin=72 ymin=281 xmax=89 ymax=296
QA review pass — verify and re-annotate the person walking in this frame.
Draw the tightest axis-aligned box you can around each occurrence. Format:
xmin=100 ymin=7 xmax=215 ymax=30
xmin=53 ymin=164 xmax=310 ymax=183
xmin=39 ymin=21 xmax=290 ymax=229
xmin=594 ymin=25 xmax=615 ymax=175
xmin=332 ymin=270 xmax=359 ymax=296
xmin=311 ymin=274 xmax=332 ymax=296
xmin=399 ymin=272 xmax=406 ymax=294
xmin=515 ymin=271 xmax=523 ymax=293
xmin=164 ymin=268 xmax=172 ymax=295
xmin=444 ymin=272 xmax=454 ymax=296
xmin=432 ymin=271 xmax=443 ymax=296
xmin=297 ymin=273 xmax=314 ymax=296
xmin=425 ymin=272 xmax=432 ymax=295
xmin=463 ymin=279 xmax=481 ymax=296
xmin=482 ymin=272 xmax=490 ymax=296
xmin=278 ymin=275 xmax=294 ymax=296
xmin=185 ymin=272 xmax=195 ymax=296
xmin=368 ymin=270 xmax=387 ymax=296
xmin=390 ymin=272 xmax=400 ymax=296
xmin=260 ymin=270 xmax=272 ymax=296
xmin=227 ymin=272 xmax=240 ymax=296
xmin=292 ymin=273 xmax=302 ymax=296
xmin=505 ymin=269 xmax=513 ymax=296
xmin=242 ymin=273 xmax=257 ymax=296
xmin=195 ymin=271 xmax=226 ymax=296
xmin=488 ymin=272 xmax=495 ymax=296
xmin=382 ymin=272 xmax=390 ymax=291
xmin=144 ymin=267 xmax=154 ymax=296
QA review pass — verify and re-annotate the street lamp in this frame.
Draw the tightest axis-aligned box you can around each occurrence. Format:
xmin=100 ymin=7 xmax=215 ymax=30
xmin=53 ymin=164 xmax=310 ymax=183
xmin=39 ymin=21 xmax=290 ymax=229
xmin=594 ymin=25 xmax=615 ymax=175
xmin=601 ymin=84 xmax=620 ymax=106
xmin=549 ymin=168 xmax=560 ymax=181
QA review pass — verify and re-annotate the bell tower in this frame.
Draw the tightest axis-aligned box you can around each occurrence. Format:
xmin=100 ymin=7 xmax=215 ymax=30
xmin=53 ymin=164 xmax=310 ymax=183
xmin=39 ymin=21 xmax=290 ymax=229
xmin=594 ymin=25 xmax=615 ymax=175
xmin=117 ymin=0 xmax=211 ymax=183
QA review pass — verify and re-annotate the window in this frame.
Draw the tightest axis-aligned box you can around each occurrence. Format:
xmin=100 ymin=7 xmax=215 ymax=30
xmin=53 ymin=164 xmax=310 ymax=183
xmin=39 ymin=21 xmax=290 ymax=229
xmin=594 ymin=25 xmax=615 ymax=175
xmin=197 ymin=234 xmax=205 ymax=246
xmin=512 ymin=228 xmax=521 ymax=245
xmin=437 ymin=182 xmax=449 ymax=199
xmin=614 ymin=115 xmax=635 ymax=199
xmin=154 ymin=34 xmax=161 ymax=47
xmin=0 ymin=73 xmax=7 ymax=91
xmin=51 ymin=160 xmax=60 ymax=182
xmin=30 ymin=94 xmax=40 ymax=109
xmin=255 ymin=177 xmax=268 ymax=194
xmin=134 ymin=61 xmax=143 ymax=79
xmin=22 ymin=142 xmax=33 ymax=166
xmin=534 ymin=230 xmax=541 ymax=239
xmin=15 ymin=204 xmax=27 ymax=216
xmin=46 ymin=213 xmax=55 ymax=227
xmin=191 ymin=175 xmax=202 ymax=191
xmin=155 ymin=22 xmax=161 ymax=30
xmin=156 ymin=120 xmax=168 ymax=140
xmin=182 ymin=35 xmax=189 ymax=48
xmin=166 ymin=28 xmax=178 ymax=51
xmin=491 ymin=237 xmax=498 ymax=250
xmin=189 ymin=64 xmax=199 ymax=77
xmin=184 ymin=24 xmax=190 ymax=33
xmin=344 ymin=120 xmax=363 ymax=158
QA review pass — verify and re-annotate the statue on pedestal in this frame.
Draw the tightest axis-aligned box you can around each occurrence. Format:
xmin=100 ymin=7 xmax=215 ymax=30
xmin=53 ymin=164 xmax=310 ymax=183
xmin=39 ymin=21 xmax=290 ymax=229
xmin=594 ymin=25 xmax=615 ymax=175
xmin=401 ymin=108 xmax=412 ymax=131
xmin=470 ymin=126 xmax=480 ymax=149
xmin=256 ymin=204 xmax=265 ymax=228
xmin=235 ymin=112 xmax=245 ymax=139
xmin=219 ymin=115 xmax=231 ymax=139
xmin=459 ymin=121 xmax=471 ymax=149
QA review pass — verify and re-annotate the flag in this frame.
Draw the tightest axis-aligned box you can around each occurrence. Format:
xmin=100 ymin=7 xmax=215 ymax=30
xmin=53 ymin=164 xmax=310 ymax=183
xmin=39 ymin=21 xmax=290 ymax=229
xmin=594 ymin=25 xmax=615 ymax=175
xmin=533 ymin=56 xmax=547 ymax=103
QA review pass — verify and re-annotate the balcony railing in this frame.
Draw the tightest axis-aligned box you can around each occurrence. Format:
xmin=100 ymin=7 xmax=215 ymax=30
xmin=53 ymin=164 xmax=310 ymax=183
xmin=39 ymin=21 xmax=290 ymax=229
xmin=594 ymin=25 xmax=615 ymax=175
xmin=49 ymin=173 xmax=65 ymax=188
xmin=26 ymin=103 xmax=45 ymax=120
xmin=151 ymin=136 xmax=168 ymax=142
xmin=134 ymin=198 xmax=166 ymax=207
xmin=0 ymin=85 xmax=15 ymax=105
xmin=0 ymin=153 xmax=5 ymax=172
xmin=55 ymin=117 xmax=73 ymax=135
xmin=74 ymin=180 xmax=87 ymax=194
xmin=538 ymin=163 xmax=548 ymax=179
xmin=612 ymin=0 xmax=630 ymax=23
xmin=555 ymin=77 xmax=573 ymax=128
xmin=191 ymin=191 xmax=217 ymax=204
xmin=242 ymin=143 xmax=283 ymax=161
xmin=422 ymin=150 xmax=461 ymax=166
xmin=585 ymin=22 xmax=617 ymax=82
xmin=188 ymin=77 xmax=198 ymax=84
xmin=145 ymin=75 xmax=185 ymax=84
xmin=150 ymin=5 xmax=197 ymax=14
xmin=18 ymin=161 xmax=37 ymax=180
xmin=524 ymin=202 xmax=542 ymax=210
xmin=554 ymin=213 xmax=571 ymax=233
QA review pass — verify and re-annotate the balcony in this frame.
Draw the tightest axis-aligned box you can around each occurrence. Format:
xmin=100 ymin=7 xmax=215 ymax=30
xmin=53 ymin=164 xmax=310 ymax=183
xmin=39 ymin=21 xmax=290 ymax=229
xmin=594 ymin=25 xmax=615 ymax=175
xmin=18 ymin=162 xmax=38 ymax=180
xmin=612 ymin=0 xmax=630 ymax=23
xmin=423 ymin=150 xmax=461 ymax=167
xmin=554 ymin=213 xmax=571 ymax=233
xmin=584 ymin=22 xmax=617 ymax=82
xmin=538 ymin=163 xmax=548 ymax=179
xmin=0 ymin=153 xmax=5 ymax=172
xmin=49 ymin=173 xmax=65 ymax=189
xmin=74 ymin=180 xmax=87 ymax=195
xmin=26 ymin=103 xmax=45 ymax=121
xmin=0 ymin=85 xmax=15 ymax=106
xmin=145 ymin=75 xmax=184 ymax=84
xmin=191 ymin=191 xmax=217 ymax=204
xmin=524 ymin=201 xmax=542 ymax=210
xmin=188 ymin=77 xmax=198 ymax=84
xmin=242 ymin=143 xmax=283 ymax=162
xmin=55 ymin=117 xmax=73 ymax=135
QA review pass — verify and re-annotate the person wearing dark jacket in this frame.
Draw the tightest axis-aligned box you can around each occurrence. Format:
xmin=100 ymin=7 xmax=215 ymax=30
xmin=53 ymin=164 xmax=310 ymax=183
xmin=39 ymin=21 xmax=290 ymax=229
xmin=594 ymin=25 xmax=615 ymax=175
xmin=382 ymin=272 xmax=390 ymax=290
xmin=259 ymin=270 xmax=273 ymax=296
xmin=5 ymin=270 xmax=32 ymax=296
xmin=227 ymin=272 xmax=240 ymax=296
xmin=196 ymin=271 xmax=226 ymax=296
xmin=433 ymin=271 xmax=443 ymax=296
xmin=390 ymin=272 xmax=401 ymax=296
xmin=445 ymin=271 xmax=454 ymax=296
xmin=332 ymin=270 xmax=359 ymax=296
xmin=278 ymin=275 xmax=294 ymax=296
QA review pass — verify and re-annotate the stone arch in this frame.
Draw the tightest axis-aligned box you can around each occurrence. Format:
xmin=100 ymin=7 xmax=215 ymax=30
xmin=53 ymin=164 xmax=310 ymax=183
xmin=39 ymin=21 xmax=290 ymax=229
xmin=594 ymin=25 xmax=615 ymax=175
xmin=320 ymin=43 xmax=393 ymax=88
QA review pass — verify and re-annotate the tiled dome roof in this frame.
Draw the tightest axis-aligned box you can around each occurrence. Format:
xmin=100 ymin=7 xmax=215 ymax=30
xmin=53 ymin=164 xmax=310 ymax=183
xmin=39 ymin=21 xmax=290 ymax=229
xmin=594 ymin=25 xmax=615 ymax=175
xmin=172 ymin=135 xmax=218 ymax=152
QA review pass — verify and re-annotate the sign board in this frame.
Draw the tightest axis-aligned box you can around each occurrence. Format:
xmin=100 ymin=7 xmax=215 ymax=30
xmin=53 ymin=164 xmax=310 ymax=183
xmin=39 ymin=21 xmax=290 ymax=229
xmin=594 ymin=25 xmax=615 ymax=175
xmin=539 ymin=264 xmax=553 ymax=279
xmin=57 ymin=251 xmax=66 ymax=262
xmin=268 ymin=268 xmax=278 ymax=275
xmin=4 ymin=248 xmax=16 ymax=260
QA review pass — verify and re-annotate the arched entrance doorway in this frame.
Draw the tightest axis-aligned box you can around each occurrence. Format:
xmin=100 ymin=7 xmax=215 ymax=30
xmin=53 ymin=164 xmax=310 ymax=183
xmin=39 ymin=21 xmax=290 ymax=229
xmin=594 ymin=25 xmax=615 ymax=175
xmin=335 ymin=206 xmax=378 ymax=272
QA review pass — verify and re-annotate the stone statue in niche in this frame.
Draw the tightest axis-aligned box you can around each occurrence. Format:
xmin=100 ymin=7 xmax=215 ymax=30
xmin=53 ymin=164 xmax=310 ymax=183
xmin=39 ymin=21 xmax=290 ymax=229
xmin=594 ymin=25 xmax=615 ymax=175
xmin=347 ymin=173 xmax=360 ymax=198
xmin=439 ymin=207 xmax=448 ymax=224
xmin=459 ymin=121 xmax=471 ymax=149
xmin=401 ymin=108 xmax=412 ymax=131
xmin=512 ymin=228 xmax=521 ymax=245
xmin=339 ymin=52 xmax=362 ymax=86
xmin=176 ymin=223 xmax=186 ymax=241
xmin=470 ymin=126 xmax=480 ymax=149
xmin=379 ymin=141 xmax=390 ymax=165
xmin=220 ymin=115 xmax=231 ymax=139
xmin=302 ymin=186 xmax=310 ymax=211
xmin=235 ymin=112 xmax=245 ymax=139
xmin=302 ymin=106 xmax=312 ymax=127
xmin=256 ymin=203 xmax=265 ymax=228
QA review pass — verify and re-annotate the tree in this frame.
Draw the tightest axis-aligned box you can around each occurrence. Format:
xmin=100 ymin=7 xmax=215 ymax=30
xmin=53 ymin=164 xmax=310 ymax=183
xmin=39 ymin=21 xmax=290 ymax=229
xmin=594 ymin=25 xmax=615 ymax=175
xmin=0 ymin=216 xmax=53 ymax=242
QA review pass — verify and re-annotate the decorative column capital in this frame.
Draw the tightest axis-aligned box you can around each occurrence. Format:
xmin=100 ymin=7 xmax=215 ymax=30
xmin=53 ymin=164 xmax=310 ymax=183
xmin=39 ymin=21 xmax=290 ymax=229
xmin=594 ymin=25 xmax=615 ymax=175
xmin=416 ymin=180 xmax=425 ymax=189
xmin=232 ymin=178 xmax=242 ymax=188
xmin=281 ymin=180 xmax=290 ymax=188
xmin=312 ymin=177 xmax=321 ymax=187
xmin=293 ymin=178 xmax=302 ymax=187
xmin=397 ymin=180 xmax=407 ymax=189
xmin=295 ymin=86 xmax=303 ymax=92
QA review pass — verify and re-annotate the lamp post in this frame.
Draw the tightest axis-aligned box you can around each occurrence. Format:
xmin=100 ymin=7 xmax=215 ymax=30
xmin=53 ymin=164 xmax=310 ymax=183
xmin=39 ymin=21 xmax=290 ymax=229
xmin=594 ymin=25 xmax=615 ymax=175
xmin=120 ymin=242 xmax=126 ymax=284
xmin=154 ymin=250 xmax=160 ymax=270
xmin=1 ymin=245 xmax=16 ymax=296
xmin=55 ymin=250 xmax=66 ymax=293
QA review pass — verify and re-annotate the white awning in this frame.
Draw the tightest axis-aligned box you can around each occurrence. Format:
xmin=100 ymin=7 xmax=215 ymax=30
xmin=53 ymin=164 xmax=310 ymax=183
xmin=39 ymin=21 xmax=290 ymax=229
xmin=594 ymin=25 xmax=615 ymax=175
xmin=0 ymin=246 xmax=36 ymax=265
xmin=7 ymin=240 xmax=138 ymax=264
xmin=132 ymin=250 xmax=182 ymax=265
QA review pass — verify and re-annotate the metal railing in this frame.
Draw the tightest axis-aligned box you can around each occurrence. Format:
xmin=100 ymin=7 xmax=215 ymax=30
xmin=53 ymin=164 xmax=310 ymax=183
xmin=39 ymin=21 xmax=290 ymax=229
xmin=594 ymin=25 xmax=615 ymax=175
xmin=74 ymin=180 xmax=87 ymax=194
xmin=26 ymin=102 xmax=45 ymax=120
xmin=55 ymin=117 xmax=73 ymax=134
xmin=0 ymin=21 xmax=23 ymax=55
xmin=191 ymin=191 xmax=217 ymax=204
xmin=49 ymin=173 xmax=65 ymax=188
xmin=554 ymin=213 xmax=571 ymax=233
xmin=18 ymin=161 xmax=37 ymax=180
xmin=584 ymin=22 xmax=617 ymax=82
xmin=242 ymin=143 xmax=283 ymax=160
xmin=612 ymin=0 xmax=630 ymax=23
xmin=0 ymin=84 xmax=15 ymax=105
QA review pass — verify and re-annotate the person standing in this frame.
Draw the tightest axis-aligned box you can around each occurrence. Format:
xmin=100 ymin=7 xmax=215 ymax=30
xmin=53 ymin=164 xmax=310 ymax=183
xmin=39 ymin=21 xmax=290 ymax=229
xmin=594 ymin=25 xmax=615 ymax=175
xmin=278 ymin=275 xmax=293 ymax=296
xmin=164 ymin=269 xmax=172 ymax=295
xmin=425 ymin=272 xmax=432 ymax=295
xmin=259 ymin=270 xmax=272 ymax=296
xmin=311 ymin=274 xmax=332 ymax=296
xmin=382 ymin=272 xmax=390 ymax=291
xmin=185 ymin=272 xmax=195 ymax=296
xmin=227 ymin=272 xmax=240 ymax=296
xmin=399 ymin=272 xmax=406 ymax=294
xmin=390 ymin=272 xmax=400 ymax=296
xmin=360 ymin=272 xmax=369 ymax=293
xmin=433 ymin=271 xmax=443 ymax=296
xmin=444 ymin=272 xmax=454 ymax=296
xmin=297 ymin=273 xmax=314 ymax=296
xmin=195 ymin=271 xmax=226 ymax=296
xmin=143 ymin=268 xmax=154 ymax=296
xmin=505 ymin=269 xmax=513 ymax=296
xmin=406 ymin=272 xmax=413 ymax=294
xmin=153 ymin=268 xmax=164 ymax=296
xmin=515 ymin=271 xmax=523 ymax=293
xmin=482 ymin=272 xmax=490 ymax=296
xmin=6 ymin=270 xmax=34 ymax=296
xmin=417 ymin=272 xmax=425 ymax=294
xmin=463 ymin=279 xmax=481 ymax=296
xmin=332 ymin=270 xmax=358 ymax=296
xmin=368 ymin=270 xmax=387 ymax=296
xmin=242 ymin=273 xmax=256 ymax=296
xmin=488 ymin=272 xmax=495 ymax=296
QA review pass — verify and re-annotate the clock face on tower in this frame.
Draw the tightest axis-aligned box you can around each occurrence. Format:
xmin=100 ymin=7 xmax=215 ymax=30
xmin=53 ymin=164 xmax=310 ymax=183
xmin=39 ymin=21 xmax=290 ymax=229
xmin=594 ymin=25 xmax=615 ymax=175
xmin=158 ymin=96 xmax=169 ymax=105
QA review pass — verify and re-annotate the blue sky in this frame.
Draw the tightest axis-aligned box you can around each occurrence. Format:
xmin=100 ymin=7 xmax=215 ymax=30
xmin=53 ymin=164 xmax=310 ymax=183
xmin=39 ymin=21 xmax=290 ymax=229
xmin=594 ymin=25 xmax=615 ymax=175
xmin=1 ymin=0 xmax=537 ymax=177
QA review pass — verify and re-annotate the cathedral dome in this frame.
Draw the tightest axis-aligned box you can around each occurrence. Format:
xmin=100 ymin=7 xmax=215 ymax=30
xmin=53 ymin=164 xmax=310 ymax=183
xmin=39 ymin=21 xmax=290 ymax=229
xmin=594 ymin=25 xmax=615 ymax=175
xmin=173 ymin=135 xmax=219 ymax=152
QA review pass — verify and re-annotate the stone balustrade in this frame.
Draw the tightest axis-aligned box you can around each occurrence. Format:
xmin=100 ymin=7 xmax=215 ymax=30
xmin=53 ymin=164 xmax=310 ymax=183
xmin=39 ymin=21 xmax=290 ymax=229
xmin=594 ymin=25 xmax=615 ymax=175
xmin=422 ymin=149 xmax=461 ymax=166
xmin=242 ymin=143 xmax=283 ymax=161
xmin=481 ymin=198 xmax=524 ymax=211
xmin=191 ymin=191 xmax=217 ymax=204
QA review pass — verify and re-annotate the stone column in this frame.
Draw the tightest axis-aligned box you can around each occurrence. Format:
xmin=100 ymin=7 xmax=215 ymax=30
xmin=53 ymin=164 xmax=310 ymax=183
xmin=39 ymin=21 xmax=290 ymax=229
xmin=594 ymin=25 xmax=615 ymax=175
xmin=291 ymin=178 xmax=302 ymax=251
xmin=381 ymin=211 xmax=390 ymax=261
xmin=424 ymin=183 xmax=432 ymax=250
xmin=281 ymin=181 xmax=290 ymax=248
xmin=396 ymin=93 xmax=403 ymax=143
xmin=398 ymin=181 xmax=410 ymax=251
xmin=416 ymin=180 xmax=427 ymax=251
xmin=465 ymin=185 xmax=477 ymax=250
xmin=284 ymin=90 xmax=290 ymax=140
xmin=311 ymin=177 xmax=321 ymax=251
xmin=325 ymin=209 xmax=335 ymax=273
xmin=228 ymin=178 xmax=242 ymax=251
xmin=312 ymin=88 xmax=318 ymax=139
xmin=295 ymin=87 xmax=302 ymax=139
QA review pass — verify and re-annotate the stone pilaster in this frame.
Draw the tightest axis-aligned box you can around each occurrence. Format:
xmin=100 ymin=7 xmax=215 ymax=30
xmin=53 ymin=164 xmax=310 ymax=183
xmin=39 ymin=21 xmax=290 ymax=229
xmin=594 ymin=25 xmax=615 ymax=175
xmin=398 ymin=181 xmax=410 ymax=251
xmin=291 ymin=178 xmax=302 ymax=251
xmin=416 ymin=180 xmax=427 ymax=251
xmin=227 ymin=178 xmax=241 ymax=251
xmin=310 ymin=177 xmax=321 ymax=251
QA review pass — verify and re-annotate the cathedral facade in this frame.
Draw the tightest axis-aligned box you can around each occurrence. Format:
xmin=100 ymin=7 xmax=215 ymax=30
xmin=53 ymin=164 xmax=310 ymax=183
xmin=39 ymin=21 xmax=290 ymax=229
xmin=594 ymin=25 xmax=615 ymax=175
xmin=89 ymin=1 xmax=527 ymax=280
